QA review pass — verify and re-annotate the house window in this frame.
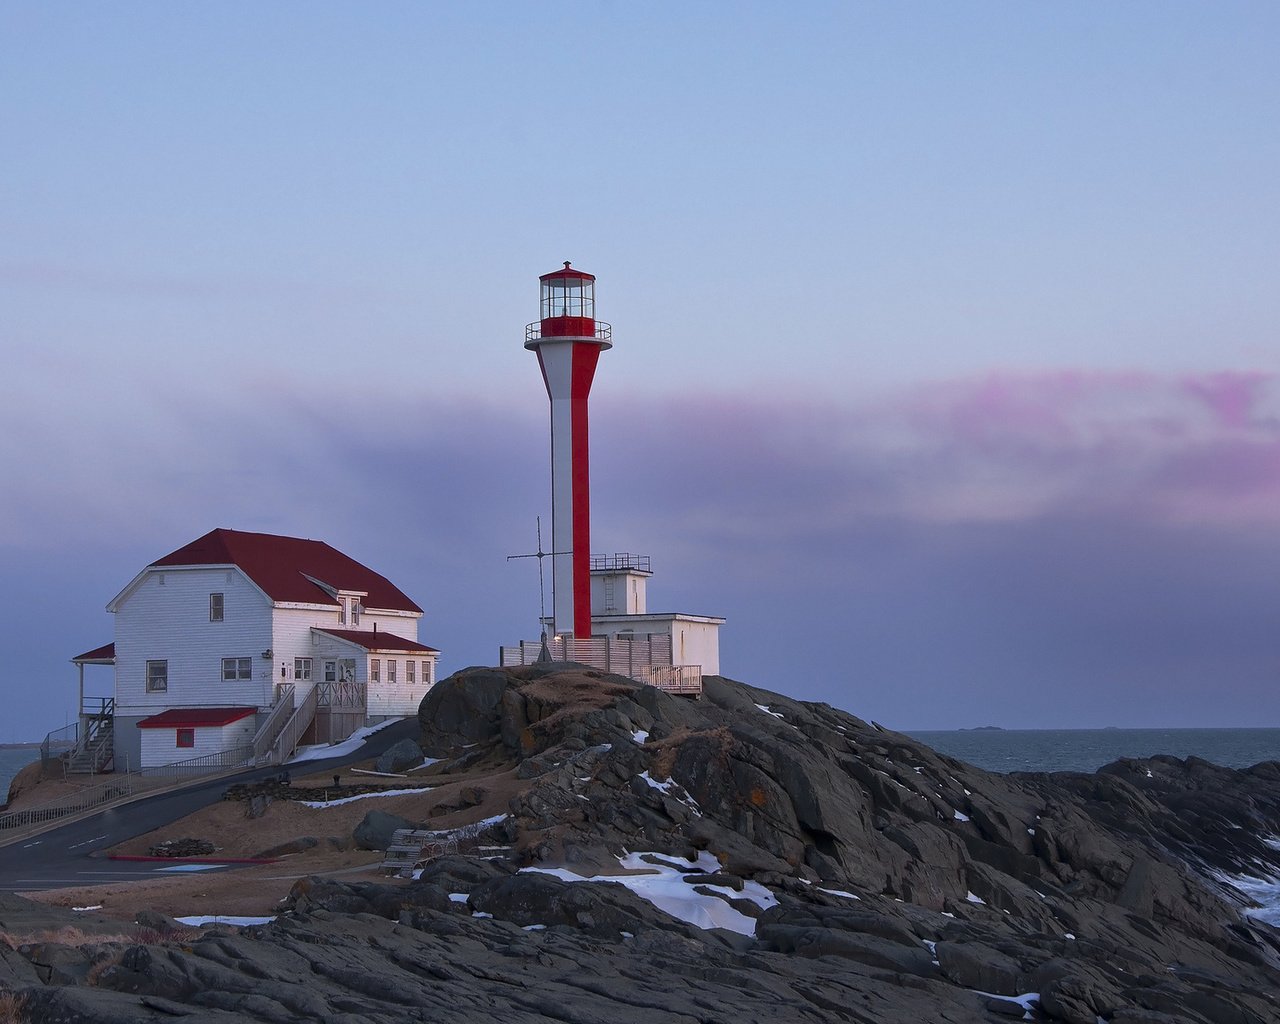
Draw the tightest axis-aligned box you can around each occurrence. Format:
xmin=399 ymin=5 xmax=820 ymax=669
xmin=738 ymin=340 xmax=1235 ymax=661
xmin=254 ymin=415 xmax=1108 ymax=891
xmin=422 ymin=661 xmax=432 ymax=686
xmin=295 ymin=658 xmax=312 ymax=681
xmin=146 ymin=660 xmax=168 ymax=692
xmin=352 ymin=602 xmax=361 ymax=626
xmin=338 ymin=601 xmax=346 ymax=625
xmin=176 ymin=728 xmax=195 ymax=748
xmin=370 ymin=659 xmax=380 ymax=682
xmin=323 ymin=660 xmax=337 ymax=683
xmin=387 ymin=660 xmax=396 ymax=684
xmin=209 ymin=593 xmax=224 ymax=622
xmin=406 ymin=660 xmax=415 ymax=684
xmin=221 ymin=657 xmax=252 ymax=681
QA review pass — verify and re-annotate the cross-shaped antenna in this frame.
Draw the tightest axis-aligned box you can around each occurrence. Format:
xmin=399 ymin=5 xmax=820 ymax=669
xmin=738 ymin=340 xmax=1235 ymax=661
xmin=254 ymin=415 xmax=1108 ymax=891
xmin=506 ymin=517 xmax=572 ymax=653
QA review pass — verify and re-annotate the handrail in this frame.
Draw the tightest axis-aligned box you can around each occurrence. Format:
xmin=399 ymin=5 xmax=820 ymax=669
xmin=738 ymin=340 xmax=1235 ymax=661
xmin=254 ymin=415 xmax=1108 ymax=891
xmin=0 ymin=775 xmax=132 ymax=831
xmin=589 ymin=553 xmax=652 ymax=573
xmin=267 ymin=685 xmax=319 ymax=765
xmin=525 ymin=321 xmax=612 ymax=344
xmin=252 ymin=684 xmax=296 ymax=761
xmin=0 ymin=742 xmax=257 ymax=834
xmin=40 ymin=724 xmax=78 ymax=769
xmin=135 ymin=744 xmax=254 ymax=779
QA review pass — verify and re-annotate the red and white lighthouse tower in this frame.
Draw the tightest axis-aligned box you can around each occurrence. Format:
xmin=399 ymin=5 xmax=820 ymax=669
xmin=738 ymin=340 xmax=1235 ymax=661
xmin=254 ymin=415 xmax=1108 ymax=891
xmin=525 ymin=262 xmax=612 ymax=640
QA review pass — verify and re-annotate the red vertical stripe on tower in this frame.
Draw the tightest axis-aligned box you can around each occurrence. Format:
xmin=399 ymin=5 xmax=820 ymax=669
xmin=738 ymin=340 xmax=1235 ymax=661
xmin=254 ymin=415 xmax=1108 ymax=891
xmin=569 ymin=345 xmax=601 ymax=638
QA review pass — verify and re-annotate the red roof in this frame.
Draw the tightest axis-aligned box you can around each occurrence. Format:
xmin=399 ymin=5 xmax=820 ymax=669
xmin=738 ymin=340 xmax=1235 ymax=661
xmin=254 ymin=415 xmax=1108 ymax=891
xmin=540 ymin=261 xmax=595 ymax=281
xmin=138 ymin=707 xmax=257 ymax=729
xmin=72 ymin=642 xmax=115 ymax=664
xmin=315 ymin=628 xmax=439 ymax=654
xmin=152 ymin=529 xmax=421 ymax=613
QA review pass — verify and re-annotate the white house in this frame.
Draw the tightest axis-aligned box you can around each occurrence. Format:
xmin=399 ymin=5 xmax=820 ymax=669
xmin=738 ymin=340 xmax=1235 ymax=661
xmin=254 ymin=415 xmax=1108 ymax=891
xmin=78 ymin=528 xmax=439 ymax=770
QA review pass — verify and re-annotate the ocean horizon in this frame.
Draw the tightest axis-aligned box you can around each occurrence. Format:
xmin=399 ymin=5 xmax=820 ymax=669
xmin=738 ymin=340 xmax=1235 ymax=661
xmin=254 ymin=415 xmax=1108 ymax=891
xmin=904 ymin=726 xmax=1280 ymax=775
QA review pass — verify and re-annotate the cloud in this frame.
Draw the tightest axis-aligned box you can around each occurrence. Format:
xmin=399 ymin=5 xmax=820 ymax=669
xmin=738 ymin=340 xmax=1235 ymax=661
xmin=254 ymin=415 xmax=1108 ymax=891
xmin=4 ymin=366 xmax=1279 ymax=738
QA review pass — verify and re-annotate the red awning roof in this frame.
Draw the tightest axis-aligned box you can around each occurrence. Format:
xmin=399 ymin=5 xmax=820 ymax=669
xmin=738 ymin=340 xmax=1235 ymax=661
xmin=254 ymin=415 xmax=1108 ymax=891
xmin=314 ymin=628 xmax=440 ymax=654
xmin=72 ymin=642 xmax=115 ymax=664
xmin=137 ymin=707 xmax=257 ymax=729
xmin=152 ymin=529 xmax=422 ymax=613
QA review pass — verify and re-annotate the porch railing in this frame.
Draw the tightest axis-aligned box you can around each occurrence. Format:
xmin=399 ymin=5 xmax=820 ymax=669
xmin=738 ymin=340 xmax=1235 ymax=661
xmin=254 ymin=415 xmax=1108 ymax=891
xmin=648 ymin=664 xmax=703 ymax=696
xmin=316 ymin=680 xmax=366 ymax=710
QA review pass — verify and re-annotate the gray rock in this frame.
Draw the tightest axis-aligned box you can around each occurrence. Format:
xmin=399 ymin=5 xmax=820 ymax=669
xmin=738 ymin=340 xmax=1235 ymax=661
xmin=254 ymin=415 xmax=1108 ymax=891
xmin=374 ymin=737 xmax=424 ymax=774
xmin=352 ymin=809 xmax=416 ymax=851
xmin=417 ymin=667 xmax=512 ymax=754
xmin=934 ymin=940 xmax=1025 ymax=996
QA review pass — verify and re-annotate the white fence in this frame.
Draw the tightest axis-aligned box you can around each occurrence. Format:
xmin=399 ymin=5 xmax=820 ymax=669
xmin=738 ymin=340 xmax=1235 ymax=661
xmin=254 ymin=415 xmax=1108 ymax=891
xmin=499 ymin=634 xmax=702 ymax=696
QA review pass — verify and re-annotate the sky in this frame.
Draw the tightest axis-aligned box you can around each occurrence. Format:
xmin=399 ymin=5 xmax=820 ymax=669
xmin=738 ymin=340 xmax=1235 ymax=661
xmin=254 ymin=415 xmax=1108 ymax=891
xmin=2 ymin=3 xmax=1278 ymax=740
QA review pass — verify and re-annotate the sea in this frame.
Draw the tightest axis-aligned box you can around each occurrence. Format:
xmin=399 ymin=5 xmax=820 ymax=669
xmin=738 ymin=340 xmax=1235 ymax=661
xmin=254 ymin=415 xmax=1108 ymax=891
xmin=903 ymin=727 xmax=1280 ymax=775
xmin=0 ymin=746 xmax=42 ymax=806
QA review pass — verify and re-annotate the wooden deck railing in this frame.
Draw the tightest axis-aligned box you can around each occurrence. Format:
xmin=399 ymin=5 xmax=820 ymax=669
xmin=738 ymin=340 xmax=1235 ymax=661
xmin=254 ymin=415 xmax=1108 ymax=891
xmin=267 ymin=684 xmax=319 ymax=765
xmin=252 ymin=684 xmax=295 ymax=763
xmin=499 ymin=635 xmax=702 ymax=696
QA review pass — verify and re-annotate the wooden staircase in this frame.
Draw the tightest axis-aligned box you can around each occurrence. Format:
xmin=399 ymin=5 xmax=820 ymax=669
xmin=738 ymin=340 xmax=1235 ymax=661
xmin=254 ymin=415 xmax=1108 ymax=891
xmin=63 ymin=699 xmax=115 ymax=776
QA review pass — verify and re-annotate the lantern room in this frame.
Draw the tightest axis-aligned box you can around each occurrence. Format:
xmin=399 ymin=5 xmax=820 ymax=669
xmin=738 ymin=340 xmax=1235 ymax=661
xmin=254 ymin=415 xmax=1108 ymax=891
xmin=526 ymin=262 xmax=612 ymax=347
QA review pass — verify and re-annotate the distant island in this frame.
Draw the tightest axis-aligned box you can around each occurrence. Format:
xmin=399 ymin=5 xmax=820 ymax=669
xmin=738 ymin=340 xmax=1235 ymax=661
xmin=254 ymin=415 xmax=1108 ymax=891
xmin=0 ymin=742 xmax=42 ymax=749
xmin=961 ymin=725 xmax=1005 ymax=731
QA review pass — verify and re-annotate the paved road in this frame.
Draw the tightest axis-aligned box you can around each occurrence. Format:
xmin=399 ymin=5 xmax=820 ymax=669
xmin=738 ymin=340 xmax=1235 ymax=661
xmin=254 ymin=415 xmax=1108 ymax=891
xmin=0 ymin=718 xmax=419 ymax=891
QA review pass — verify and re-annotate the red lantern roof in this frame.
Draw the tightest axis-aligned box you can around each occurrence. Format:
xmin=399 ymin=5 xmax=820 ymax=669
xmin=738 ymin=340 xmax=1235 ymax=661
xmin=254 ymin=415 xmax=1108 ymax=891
xmin=539 ymin=261 xmax=595 ymax=281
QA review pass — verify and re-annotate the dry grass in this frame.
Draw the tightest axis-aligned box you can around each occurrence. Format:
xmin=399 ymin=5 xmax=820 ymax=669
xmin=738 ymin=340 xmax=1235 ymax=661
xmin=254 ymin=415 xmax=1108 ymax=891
xmin=0 ymin=991 xmax=27 ymax=1024
xmin=85 ymin=953 xmax=122 ymax=987
xmin=0 ymin=926 xmax=143 ymax=950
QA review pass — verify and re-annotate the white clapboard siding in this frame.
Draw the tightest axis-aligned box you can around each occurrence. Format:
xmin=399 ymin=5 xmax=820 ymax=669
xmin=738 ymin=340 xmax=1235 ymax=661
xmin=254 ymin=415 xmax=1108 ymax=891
xmin=272 ymin=606 xmax=348 ymax=699
xmin=139 ymin=715 xmax=255 ymax=769
xmin=115 ymin=568 xmax=273 ymax=718
xmin=367 ymin=656 xmax=436 ymax=718
xmin=360 ymin=609 xmax=421 ymax=643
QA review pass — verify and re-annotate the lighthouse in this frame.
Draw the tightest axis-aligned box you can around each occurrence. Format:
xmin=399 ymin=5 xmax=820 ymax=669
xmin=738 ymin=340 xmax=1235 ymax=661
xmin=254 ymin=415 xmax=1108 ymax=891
xmin=525 ymin=262 xmax=612 ymax=640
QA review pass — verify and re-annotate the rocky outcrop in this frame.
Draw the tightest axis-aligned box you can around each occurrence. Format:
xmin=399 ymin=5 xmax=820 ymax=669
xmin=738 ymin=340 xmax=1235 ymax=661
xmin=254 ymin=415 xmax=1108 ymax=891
xmin=374 ymin=737 xmax=424 ymax=774
xmin=5 ymin=666 xmax=1280 ymax=1024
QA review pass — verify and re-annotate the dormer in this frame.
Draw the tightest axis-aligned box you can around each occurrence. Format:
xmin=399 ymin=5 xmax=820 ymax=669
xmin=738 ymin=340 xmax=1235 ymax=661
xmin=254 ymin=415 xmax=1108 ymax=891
xmin=302 ymin=575 xmax=368 ymax=626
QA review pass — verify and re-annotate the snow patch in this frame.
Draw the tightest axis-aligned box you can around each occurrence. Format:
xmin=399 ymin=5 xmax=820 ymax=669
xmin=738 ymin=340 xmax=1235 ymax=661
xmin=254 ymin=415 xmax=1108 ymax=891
xmin=953 ymin=809 xmax=970 ymax=822
xmin=817 ymin=887 xmax=861 ymax=901
xmin=72 ymin=906 xmax=102 ymax=912
xmin=965 ymin=891 xmax=987 ymax=905
xmin=288 ymin=718 xmax=403 ymax=764
xmin=754 ymin=703 xmax=786 ymax=720
xmin=631 ymin=729 xmax=649 ymax=744
xmin=299 ymin=786 xmax=429 ymax=808
xmin=970 ymin=989 xmax=1040 ymax=1018
xmin=522 ymin=850 xmax=778 ymax=937
xmin=448 ymin=893 xmax=469 ymax=903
